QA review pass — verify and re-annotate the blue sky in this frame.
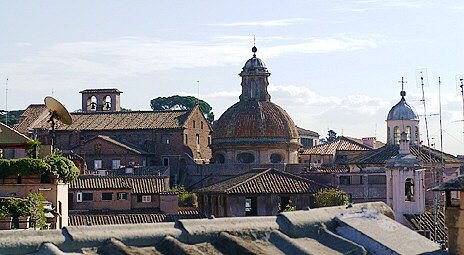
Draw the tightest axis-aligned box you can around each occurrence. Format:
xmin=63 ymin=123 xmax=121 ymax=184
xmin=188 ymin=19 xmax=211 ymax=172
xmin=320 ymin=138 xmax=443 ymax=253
xmin=2 ymin=0 xmax=464 ymax=154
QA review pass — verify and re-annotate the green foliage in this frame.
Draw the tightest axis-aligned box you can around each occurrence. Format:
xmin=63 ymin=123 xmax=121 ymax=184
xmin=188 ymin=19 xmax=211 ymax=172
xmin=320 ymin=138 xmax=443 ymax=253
xmin=282 ymin=200 xmax=296 ymax=212
xmin=150 ymin=95 xmax=215 ymax=122
xmin=0 ymin=110 xmax=24 ymax=127
xmin=25 ymin=140 xmax=41 ymax=159
xmin=0 ymin=158 xmax=51 ymax=178
xmin=0 ymin=154 xmax=79 ymax=183
xmin=26 ymin=193 xmax=46 ymax=229
xmin=314 ymin=188 xmax=349 ymax=208
xmin=44 ymin=154 xmax=80 ymax=183
xmin=170 ymin=186 xmax=198 ymax=207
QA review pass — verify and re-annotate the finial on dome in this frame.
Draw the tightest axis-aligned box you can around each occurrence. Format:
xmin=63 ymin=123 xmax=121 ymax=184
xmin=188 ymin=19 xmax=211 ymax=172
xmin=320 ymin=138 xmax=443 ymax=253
xmin=398 ymin=77 xmax=407 ymax=99
xmin=252 ymin=35 xmax=257 ymax=57
xmin=400 ymin=90 xmax=406 ymax=98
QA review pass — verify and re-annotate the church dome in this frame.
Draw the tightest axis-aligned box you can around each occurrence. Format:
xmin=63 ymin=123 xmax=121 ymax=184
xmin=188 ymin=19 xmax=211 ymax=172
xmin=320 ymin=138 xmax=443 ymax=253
xmin=211 ymin=101 xmax=300 ymax=147
xmin=387 ymin=91 xmax=419 ymax=121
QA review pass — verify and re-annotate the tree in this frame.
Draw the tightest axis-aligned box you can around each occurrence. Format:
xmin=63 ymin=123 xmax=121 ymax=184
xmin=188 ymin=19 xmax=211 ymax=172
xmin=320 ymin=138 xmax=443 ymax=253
xmin=150 ymin=95 xmax=214 ymax=122
xmin=326 ymin=130 xmax=338 ymax=143
xmin=314 ymin=188 xmax=349 ymax=208
xmin=0 ymin=110 xmax=24 ymax=127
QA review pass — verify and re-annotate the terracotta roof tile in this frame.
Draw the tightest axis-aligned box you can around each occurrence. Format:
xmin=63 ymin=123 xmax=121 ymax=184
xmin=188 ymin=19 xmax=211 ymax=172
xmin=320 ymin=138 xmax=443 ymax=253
xmin=69 ymin=212 xmax=203 ymax=226
xmin=296 ymin=126 xmax=319 ymax=136
xmin=404 ymin=211 xmax=446 ymax=243
xmin=301 ymin=136 xmax=372 ymax=155
xmin=33 ymin=110 xmax=192 ymax=131
xmin=195 ymin=168 xmax=328 ymax=194
xmin=13 ymin=104 xmax=48 ymax=135
xmin=69 ymin=175 xmax=168 ymax=194
xmin=344 ymin=144 xmax=461 ymax=165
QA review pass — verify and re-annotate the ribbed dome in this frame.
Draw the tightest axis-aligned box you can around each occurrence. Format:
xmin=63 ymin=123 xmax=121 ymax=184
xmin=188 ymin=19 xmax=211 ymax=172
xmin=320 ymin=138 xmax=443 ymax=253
xmin=387 ymin=96 xmax=419 ymax=121
xmin=242 ymin=56 xmax=269 ymax=74
xmin=212 ymin=101 xmax=300 ymax=146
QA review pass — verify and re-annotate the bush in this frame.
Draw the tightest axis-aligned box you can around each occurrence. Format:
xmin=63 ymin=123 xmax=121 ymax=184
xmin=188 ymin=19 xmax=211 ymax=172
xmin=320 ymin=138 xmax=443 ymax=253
xmin=314 ymin=188 xmax=349 ymax=208
xmin=25 ymin=140 xmax=41 ymax=159
xmin=0 ymin=158 xmax=50 ymax=178
xmin=170 ymin=186 xmax=197 ymax=207
xmin=43 ymin=154 xmax=79 ymax=183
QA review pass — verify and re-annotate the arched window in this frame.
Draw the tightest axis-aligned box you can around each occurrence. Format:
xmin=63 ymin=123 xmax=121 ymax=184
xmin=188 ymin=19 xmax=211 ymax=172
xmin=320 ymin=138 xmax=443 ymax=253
xmin=215 ymin=154 xmax=225 ymax=164
xmin=394 ymin=126 xmax=400 ymax=144
xmin=405 ymin=178 xmax=414 ymax=201
xmin=415 ymin=126 xmax=419 ymax=142
xmin=237 ymin=153 xmax=255 ymax=164
xmin=103 ymin=96 xmax=111 ymax=110
xmin=387 ymin=127 xmax=390 ymax=142
xmin=270 ymin=153 xmax=284 ymax=163
xmin=406 ymin=126 xmax=411 ymax=142
xmin=88 ymin=96 xmax=97 ymax=111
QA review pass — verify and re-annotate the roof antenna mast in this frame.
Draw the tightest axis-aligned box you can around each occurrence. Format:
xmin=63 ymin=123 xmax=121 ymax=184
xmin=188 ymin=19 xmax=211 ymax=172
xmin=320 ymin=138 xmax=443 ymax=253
xmin=196 ymin=80 xmax=200 ymax=105
xmin=5 ymin=78 xmax=8 ymax=126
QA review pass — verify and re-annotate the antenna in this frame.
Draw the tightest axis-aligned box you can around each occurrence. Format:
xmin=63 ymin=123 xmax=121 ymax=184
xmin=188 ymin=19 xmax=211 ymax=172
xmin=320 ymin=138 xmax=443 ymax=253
xmin=5 ymin=78 xmax=8 ymax=126
xmin=456 ymin=75 xmax=464 ymax=143
xmin=196 ymin=80 xmax=200 ymax=104
xmin=44 ymin=96 xmax=73 ymax=149
xmin=417 ymin=69 xmax=437 ymax=242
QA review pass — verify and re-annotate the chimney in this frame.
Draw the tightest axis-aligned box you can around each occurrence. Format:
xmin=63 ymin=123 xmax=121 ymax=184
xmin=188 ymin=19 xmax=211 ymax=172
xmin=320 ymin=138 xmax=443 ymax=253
xmin=432 ymin=176 xmax=464 ymax=255
xmin=362 ymin=137 xmax=376 ymax=149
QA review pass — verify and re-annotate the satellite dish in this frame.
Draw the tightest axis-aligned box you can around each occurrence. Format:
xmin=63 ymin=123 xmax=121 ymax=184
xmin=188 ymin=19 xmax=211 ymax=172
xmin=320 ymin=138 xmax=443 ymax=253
xmin=44 ymin=96 xmax=72 ymax=148
xmin=45 ymin=96 xmax=72 ymax=125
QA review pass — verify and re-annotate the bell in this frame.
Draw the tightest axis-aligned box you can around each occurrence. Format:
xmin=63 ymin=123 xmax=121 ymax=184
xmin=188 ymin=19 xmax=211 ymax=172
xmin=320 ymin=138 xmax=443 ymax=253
xmin=105 ymin=102 xmax=111 ymax=110
xmin=90 ymin=102 xmax=96 ymax=110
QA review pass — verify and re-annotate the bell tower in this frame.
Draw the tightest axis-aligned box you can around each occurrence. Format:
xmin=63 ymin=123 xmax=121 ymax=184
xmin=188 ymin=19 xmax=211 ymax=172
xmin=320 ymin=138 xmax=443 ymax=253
xmin=80 ymin=89 xmax=122 ymax=112
xmin=386 ymin=132 xmax=425 ymax=224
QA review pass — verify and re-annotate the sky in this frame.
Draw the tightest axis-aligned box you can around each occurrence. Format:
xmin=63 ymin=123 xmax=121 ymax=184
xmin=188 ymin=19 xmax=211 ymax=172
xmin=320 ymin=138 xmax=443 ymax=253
xmin=2 ymin=0 xmax=464 ymax=155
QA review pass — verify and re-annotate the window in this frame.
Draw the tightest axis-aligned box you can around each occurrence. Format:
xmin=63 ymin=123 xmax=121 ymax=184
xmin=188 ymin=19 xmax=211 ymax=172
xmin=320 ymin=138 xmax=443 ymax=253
xmin=387 ymin=127 xmax=390 ymax=142
xmin=237 ymin=153 xmax=255 ymax=164
xmin=245 ymin=197 xmax=257 ymax=216
xmin=112 ymin=160 xmax=120 ymax=170
xmin=351 ymin=175 xmax=363 ymax=185
xmin=196 ymin=134 xmax=200 ymax=144
xmin=270 ymin=153 xmax=284 ymax=163
xmin=368 ymin=175 xmax=386 ymax=184
xmin=69 ymin=135 xmax=73 ymax=146
xmin=138 ymin=134 xmax=145 ymax=145
xmin=142 ymin=195 xmax=151 ymax=203
xmin=102 ymin=192 xmax=112 ymax=201
xmin=208 ymin=137 xmax=211 ymax=145
xmin=201 ymin=121 xmax=204 ymax=129
xmin=185 ymin=134 xmax=188 ymax=144
xmin=76 ymin=192 xmax=83 ymax=202
xmin=394 ymin=126 xmax=400 ymax=144
xmin=103 ymin=95 xmax=111 ymax=110
xmin=193 ymin=120 xmax=196 ymax=128
xmin=117 ymin=192 xmax=128 ymax=200
xmin=94 ymin=160 xmax=102 ymax=170
xmin=415 ymin=126 xmax=419 ymax=142
xmin=83 ymin=193 xmax=93 ymax=201
xmin=162 ymin=135 xmax=170 ymax=144
xmin=215 ymin=154 xmax=225 ymax=164
xmin=163 ymin=157 xmax=169 ymax=166
xmin=405 ymin=178 xmax=415 ymax=201
xmin=406 ymin=126 xmax=411 ymax=142
xmin=339 ymin=176 xmax=350 ymax=185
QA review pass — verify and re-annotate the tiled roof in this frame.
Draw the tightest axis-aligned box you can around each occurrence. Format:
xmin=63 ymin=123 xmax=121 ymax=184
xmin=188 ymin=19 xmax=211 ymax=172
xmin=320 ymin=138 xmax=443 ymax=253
xmin=69 ymin=175 xmax=168 ymax=194
xmin=432 ymin=175 xmax=464 ymax=191
xmin=404 ymin=211 xmax=447 ymax=243
xmin=33 ymin=109 xmax=192 ymax=131
xmin=303 ymin=166 xmax=349 ymax=173
xmin=69 ymin=211 xmax=203 ymax=226
xmin=344 ymin=136 xmax=386 ymax=149
xmin=195 ymin=168 xmax=328 ymax=194
xmin=106 ymin=166 xmax=169 ymax=176
xmin=13 ymin=104 xmax=48 ymax=135
xmin=296 ymin=126 xmax=319 ymax=137
xmin=344 ymin=144 xmax=461 ymax=165
xmin=212 ymin=101 xmax=300 ymax=146
xmin=301 ymin=136 xmax=372 ymax=155
xmin=89 ymin=135 xmax=152 ymax=155
xmin=2 ymin=202 xmax=444 ymax=255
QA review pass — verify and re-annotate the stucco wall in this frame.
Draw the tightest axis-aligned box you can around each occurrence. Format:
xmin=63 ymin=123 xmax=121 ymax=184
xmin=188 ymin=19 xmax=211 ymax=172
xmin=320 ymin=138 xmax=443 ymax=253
xmin=70 ymin=189 xmax=131 ymax=211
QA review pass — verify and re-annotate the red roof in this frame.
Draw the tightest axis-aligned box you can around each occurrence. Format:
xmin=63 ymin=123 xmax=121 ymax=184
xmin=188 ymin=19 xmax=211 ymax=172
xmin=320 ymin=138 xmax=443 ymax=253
xmin=195 ymin=168 xmax=328 ymax=194
xmin=301 ymin=136 xmax=372 ymax=155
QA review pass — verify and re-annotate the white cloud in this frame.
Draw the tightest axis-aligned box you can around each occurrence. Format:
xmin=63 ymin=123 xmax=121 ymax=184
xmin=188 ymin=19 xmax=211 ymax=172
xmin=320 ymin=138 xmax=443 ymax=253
xmin=207 ymin=18 xmax=310 ymax=27
xmin=0 ymin=36 xmax=378 ymax=90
